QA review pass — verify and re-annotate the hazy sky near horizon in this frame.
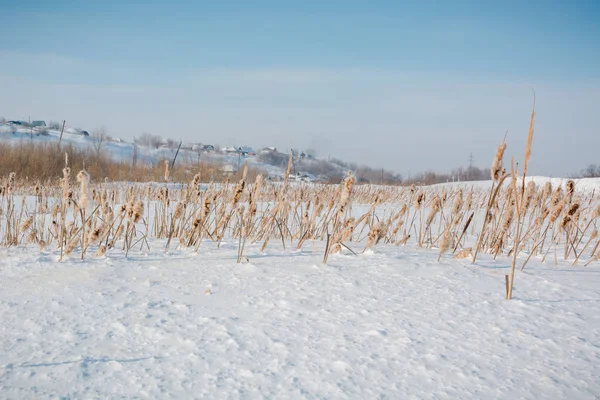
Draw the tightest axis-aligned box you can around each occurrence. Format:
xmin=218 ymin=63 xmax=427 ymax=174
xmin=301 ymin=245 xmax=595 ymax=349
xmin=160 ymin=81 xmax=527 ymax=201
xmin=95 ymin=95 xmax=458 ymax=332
xmin=1 ymin=1 xmax=599 ymax=177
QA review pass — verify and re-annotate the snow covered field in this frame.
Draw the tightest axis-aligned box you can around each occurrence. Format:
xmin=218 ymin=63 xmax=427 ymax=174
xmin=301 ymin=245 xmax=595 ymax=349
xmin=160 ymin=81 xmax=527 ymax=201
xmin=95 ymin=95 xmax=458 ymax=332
xmin=2 ymin=173 xmax=600 ymax=398
xmin=1 ymin=237 xmax=600 ymax=398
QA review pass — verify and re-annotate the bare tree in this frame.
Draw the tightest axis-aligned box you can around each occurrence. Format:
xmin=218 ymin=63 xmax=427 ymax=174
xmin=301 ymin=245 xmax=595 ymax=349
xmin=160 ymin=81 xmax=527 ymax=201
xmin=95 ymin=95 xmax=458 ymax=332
xmin=47 ymin=120 xmax=61 ymax=130
xmin=258 ymin=150 xmax=288 ymax=168
xmin=578 ymin=164 xmax=600 ymax=178
xmin=134 ymin=133 xmax=163 ymax=149
xmin=0 ymin=117 xmax=6 ymax=124
xmin=165 ymin=138 xmax=178 ymax=149
xmin=132 ymin=143 xmax=139 ymax=167
xmin=91 ymin=127 xmax=110 ymax=156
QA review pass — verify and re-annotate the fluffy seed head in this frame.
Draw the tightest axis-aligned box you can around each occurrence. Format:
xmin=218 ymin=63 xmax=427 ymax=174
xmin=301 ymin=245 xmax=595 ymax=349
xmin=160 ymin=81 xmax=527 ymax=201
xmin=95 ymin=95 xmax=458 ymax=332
xmin=491 ymin=142 xmax=507 ymax=181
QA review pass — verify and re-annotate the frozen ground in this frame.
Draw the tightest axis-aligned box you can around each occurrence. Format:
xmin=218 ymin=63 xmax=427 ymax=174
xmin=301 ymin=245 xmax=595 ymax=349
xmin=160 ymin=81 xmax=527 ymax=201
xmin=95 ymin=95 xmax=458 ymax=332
xmin=1 ymin=239 xmax=599 ymax=399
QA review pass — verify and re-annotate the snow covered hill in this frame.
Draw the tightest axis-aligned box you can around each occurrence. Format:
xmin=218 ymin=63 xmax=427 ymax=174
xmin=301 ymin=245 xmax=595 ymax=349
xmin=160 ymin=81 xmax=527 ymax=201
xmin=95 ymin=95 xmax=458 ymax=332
xmin=0 ymin=124 xmax=280 ymax=174
xmin=430 ymin=176 xmax=600 ymax=195
xmin=0 ymin=123 xmax=347 ymax=181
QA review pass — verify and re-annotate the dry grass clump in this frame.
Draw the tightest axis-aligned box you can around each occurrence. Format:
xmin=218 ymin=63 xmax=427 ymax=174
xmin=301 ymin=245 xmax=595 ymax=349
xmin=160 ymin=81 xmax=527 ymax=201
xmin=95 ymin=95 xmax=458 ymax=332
xmin=3 ymin=163 xmax=597 ymax=274
xmin=0 ymin=142 xmax=263 ymax=184
xmin=1 ymin=172 xmax=599 ymax=268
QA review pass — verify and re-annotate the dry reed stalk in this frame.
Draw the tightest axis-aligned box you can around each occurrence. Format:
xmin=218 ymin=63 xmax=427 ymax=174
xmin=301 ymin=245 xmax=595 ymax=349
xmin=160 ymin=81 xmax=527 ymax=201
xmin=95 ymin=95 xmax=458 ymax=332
xmin=2 ymin=146 xmax=599 ymax=279
xmin=506 ymin=158 xmax=521 ymax=300
xmin=520 ymin=197 xmax=567 ymax=270
xmin=237 ymin=174 xmax=263 ymax=262
xmin=452 ymin=212 xmax=474 ymax=253
xmin=472 ymin=170 xmax=509 ymax=263
xmin=437 ymin=229 xmax=451 ymax=262
xmin=322 ymin=174 xmax=355 ymax=263
xmin=164 ymin=160 xmax=170 ymax=182
xmin=165 ymin=202 xmax=184 ymax=252
xmin=363 ymin=221 xmax=383 ymax=253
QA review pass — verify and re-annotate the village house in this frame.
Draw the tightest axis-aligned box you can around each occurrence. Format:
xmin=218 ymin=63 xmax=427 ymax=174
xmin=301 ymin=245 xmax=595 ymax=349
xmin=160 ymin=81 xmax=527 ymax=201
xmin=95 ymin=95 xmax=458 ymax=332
xmin=237 ymin=146 xmax=255 ymax=156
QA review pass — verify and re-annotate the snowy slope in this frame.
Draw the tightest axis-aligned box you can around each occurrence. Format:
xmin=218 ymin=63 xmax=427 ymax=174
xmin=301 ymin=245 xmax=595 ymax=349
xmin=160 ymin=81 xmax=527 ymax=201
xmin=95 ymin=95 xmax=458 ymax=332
xmin=0 ymin=124 xmax=289 ymax=177
xmin=430 ymin=176 xmax=600 ymax=194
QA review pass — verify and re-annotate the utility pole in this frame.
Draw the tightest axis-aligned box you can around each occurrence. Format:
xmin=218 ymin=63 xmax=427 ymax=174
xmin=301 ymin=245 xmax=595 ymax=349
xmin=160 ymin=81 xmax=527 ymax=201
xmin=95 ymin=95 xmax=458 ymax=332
xmin=467 ymin=153 xmax=475 ymax=181
xmin=58 ymin=120 xmax=66 ymax=146
xmin=171 ymin=140 xmax=182 ymax=169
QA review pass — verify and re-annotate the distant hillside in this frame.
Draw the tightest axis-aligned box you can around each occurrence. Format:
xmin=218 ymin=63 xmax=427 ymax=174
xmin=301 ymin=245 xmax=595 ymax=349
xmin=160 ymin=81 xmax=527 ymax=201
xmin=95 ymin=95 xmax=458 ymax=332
xmin=0 ymin=122 xmax=365 ymax=183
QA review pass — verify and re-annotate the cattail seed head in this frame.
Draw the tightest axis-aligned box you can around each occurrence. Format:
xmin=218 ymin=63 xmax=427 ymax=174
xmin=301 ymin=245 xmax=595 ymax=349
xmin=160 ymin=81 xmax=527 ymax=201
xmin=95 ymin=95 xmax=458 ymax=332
xmin=550 ymin=199 xmax=566 ymax=222
xmin=567 ymin=202 xmax=579 ymax=217
xmin=454 ymin=248 xmax=472 ymax=259
xmin=87 ymin=227 xmax=102 ymax=245
xmin=438 ymin=230 xmax=451 ymax=257
xmin=551 ymin=187 xmax=563 ymax=206
xmin=566 ymin=180 xmax=575 ymax=199
xmin=426 ymin=197 xmax=442 ymax=226
xmin=132 ymin=200 xmax=144 ymax=223
xmin=20 ymin=216 xmax=33 ymax=233
xmin=491 ymin=142 xmax=507 ymax=181
xmin=164 ymin=160 xmax=170 ymax=182
xmin=27 ymin=229 xmax=37 ymax=243
xmin=501 ymin=207 xmax=514 ymax=232
xmin=523 ymin=181 xmax=536 ymax=210
xmin=96 ymin=245 xmax=107 ymax=257
xmin=415 ymin=192 xmax=424 ymax=209
xmin=76 ymin=170 xmax=90 ymax=208
xmin=452 ymin=189 xmax=463 ymax=216
xmin=231 ymin=180 xmax=245 ymax=207
xmin=173 ymin=202 xmax=184 ymax=220
xmin=542 ymin=182 xmax=552 ymax=199
xmin=192 ymin=173 xmax=201 ymax=186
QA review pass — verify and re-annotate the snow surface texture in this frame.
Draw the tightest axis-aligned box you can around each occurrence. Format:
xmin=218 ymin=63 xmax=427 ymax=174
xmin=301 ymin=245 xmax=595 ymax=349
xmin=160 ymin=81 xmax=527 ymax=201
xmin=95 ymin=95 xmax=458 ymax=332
xmin=1 ymin=238 xmax=600 ymax=399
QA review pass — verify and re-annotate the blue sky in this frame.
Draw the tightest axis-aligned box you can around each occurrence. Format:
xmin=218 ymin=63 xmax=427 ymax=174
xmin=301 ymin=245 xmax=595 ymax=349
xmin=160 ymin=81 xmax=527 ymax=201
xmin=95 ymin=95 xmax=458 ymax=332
xmin=1 ymin=1 xmax=599 ymax=176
